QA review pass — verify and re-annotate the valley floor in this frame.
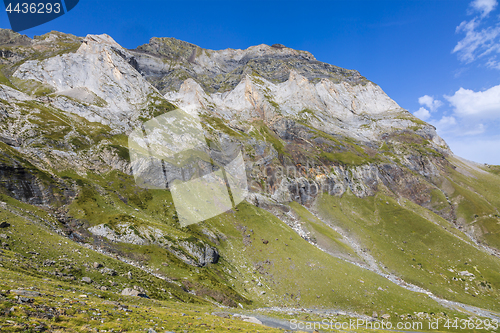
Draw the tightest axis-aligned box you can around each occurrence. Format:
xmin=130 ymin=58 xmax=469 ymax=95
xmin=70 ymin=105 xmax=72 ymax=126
xmin=0 ymin=266 xmax=403 ymax=333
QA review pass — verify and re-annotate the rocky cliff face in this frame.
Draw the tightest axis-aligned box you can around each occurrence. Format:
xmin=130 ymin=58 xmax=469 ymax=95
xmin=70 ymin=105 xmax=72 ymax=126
xmin=0 ymin=29 xmax=455 ymax=240
xmin=166 ymin=72 xmax=446 ymax=146
xmin=11 ymin=34 xmax=165 ymax=131
xmin=131 ymin=37 xmax=366 ymax=94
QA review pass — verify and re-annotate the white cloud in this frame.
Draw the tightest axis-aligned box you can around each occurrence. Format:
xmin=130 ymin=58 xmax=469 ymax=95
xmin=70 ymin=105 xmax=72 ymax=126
xmin=433 ymin=116 xmax=458 ymax=136
xmin=428 ymin=1 xmax=500 ymax=164
xmin=412 ymin=95 xmax=443 ymax=122
xmin=416 ymin=87 xmax=499 ymax=163
xmin=445 ymin=137 xmax=500 ymax=164
xmin=470 ymin=0 xmax=498 ymax=17
xmin=453 ymin=19 xmax=500 ymax=64
xmin=464 ymin=123 xmax=486 ymax=135
xmin=453 ymin=0 xmax=500 ymax=67
xmin=413 ymin=107 xmax=431 ymax=120
xmin=418 ymin=95 xmax=443 ymax=111
xmin=438 ymin=115 xmax=457 ymax=126
xmin=445 ymin=84 xmax=500 ymax=118
xmin=486 ymin=58 xmax=500 ymax=68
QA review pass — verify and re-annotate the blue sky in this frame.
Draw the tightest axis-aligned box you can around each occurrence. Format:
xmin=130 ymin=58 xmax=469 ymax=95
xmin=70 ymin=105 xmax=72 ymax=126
xmin=1 ymin=0 xmax=499 ymax=164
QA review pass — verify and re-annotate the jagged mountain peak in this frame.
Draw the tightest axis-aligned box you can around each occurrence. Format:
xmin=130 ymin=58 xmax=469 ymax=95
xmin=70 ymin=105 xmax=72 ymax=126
xmin=0 ymin=29 xmax=81 ymax=47
xmin=129 ymin=35 xmax=365 ymax=94
xmin=136 ymin=36 xmax=317 ymax=62
xmin=0 ymin=28 xmax=31 ymax=46
xmin=136 ymin=36 xmax=198 ymax=61
xmin=8 ymin=32 xmax=165 ymax=130
xmin=83 ymin=33 xmax=122 ymax=48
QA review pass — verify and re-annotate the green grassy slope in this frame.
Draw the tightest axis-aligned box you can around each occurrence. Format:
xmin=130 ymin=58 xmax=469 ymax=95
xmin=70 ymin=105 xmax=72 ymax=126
xmin=1 ymin=181 xmax=474 ymax=326
xmin=55 ymin=171 xmax=462 ymax=318
xmin=203 ymin=202 xmax=470 ymax=319
xmin=0 ymin=197 xmax=197 ymax=303
xmin=314 ymin=190 xmax=500 ymax=313
xmin=0 ymin=268 xmax=284 ymax=333
xmin=443 ymin=157 xmax=500 ymax=251
xmin=0 ymin=196 xmax=284 ymax=332
xmin=1 ymin=187 xmax=472 ymax=332
xmin=288 ymin=201 xmax=363 ymax=263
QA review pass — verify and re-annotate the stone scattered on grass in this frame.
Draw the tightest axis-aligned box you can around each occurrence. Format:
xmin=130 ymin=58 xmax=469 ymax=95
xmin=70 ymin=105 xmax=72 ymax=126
xmin=100 ymin=267 xmax=117 ymax=276
xmin=212 ymin=312 xmax=231 ymax=319
xmin=121 ymin=287 xmax=148 ymax=298
xmin=10 ymin=289 xmax=41 ymax=297
xmin=81 ymin=277 xmax=92 ymax=283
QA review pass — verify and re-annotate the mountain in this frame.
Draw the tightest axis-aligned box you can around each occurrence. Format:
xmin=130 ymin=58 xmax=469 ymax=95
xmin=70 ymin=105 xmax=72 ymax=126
xmin=1 ymin=29 xmax=500 ymax=332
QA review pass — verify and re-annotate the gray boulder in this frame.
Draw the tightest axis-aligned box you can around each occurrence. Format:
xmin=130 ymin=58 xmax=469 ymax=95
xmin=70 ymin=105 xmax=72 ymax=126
xmin=121 ymin=286 xmax=148 ymax=298
xmin=121 ymin=288 xmax=139 ymax=296
xmin=17 ymin=297 xmax=34 ymax=304
xmin=81 ymin=277 xmax=92 ymax=283
xmin=240 ymin=315 xmax=262 ymax=325
xmin=100 ymin=267 xmax=117 ymax=276
xmin=212 ymin=312 xmax=231 ymax=319
xmin=10 ymin=289 xmax=41 ymax=297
